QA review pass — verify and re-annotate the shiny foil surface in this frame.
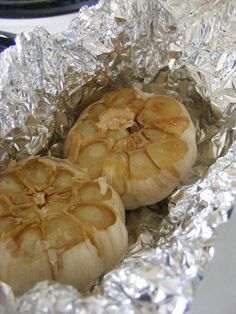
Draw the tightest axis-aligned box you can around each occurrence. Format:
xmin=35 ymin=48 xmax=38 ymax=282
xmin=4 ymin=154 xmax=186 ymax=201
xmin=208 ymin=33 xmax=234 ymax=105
xmin=0 ymin=0 xmax=236 ymax=313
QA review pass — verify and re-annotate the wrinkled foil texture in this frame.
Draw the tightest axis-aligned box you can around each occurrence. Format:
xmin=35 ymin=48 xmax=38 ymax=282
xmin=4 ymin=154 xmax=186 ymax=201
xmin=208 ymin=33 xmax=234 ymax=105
xmin=0 ymin=0 xmax=236 ymax=313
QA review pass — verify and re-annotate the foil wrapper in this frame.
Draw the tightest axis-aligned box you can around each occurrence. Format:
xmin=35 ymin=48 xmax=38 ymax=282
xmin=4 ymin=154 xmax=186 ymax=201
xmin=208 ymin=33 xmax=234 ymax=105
xmin=0 ymin=0 xmax=236 ymax=313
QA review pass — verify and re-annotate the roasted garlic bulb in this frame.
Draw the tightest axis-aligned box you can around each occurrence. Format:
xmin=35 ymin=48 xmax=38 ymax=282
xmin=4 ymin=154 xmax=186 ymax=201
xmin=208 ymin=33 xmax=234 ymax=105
xmin=65 ymin=88 xmax=197 ymax=209
xmin=0 ymin=156 xmax=127 ymax=295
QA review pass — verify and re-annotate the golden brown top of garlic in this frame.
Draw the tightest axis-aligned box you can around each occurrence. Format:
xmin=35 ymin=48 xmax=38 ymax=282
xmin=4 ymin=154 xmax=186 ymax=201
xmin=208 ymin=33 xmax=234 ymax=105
xmin=0 ymin=157 xmax=127 ymax=295
xmin=65 ymin=88 xmax=197 ymax=209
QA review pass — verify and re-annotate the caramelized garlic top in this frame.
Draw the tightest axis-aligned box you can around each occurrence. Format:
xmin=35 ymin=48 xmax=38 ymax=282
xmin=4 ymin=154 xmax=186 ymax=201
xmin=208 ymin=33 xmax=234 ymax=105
xmin=0 ymin=156 xmax=127 ymax=295
xmin=65 ymin=88 xmax=197 ymax=209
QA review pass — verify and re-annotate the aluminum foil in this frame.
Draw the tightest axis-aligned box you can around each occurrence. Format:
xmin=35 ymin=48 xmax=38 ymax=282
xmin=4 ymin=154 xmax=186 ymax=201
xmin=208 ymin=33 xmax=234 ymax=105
xmin=0 ymin=0 xmax=236 ymax=313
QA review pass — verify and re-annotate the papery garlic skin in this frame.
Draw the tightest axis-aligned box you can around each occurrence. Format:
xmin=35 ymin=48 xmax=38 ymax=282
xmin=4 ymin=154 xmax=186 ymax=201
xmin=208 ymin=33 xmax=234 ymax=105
xmin=65 ymin=88 xmax=197 ymax=209
xmin=0 ymin=156 xmax=127 ymax=295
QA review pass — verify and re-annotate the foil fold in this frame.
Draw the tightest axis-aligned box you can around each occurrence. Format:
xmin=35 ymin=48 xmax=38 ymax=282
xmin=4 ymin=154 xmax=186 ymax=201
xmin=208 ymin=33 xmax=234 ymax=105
xmin=0 ymin=0 xmax=236 ymax=313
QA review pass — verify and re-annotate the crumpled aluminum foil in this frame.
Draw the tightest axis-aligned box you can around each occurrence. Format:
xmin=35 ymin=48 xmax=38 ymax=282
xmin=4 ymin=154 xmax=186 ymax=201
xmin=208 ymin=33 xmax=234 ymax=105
xmin=0 ymin=0 xmax=236 ymax=313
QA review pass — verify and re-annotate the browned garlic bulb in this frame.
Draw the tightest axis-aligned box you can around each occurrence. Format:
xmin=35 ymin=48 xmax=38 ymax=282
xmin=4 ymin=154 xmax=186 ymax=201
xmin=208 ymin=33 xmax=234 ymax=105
xmin=65 ymin=88 xmax=197 ymax=209
xmin=0 ymin=156 xmax=127 ymax=295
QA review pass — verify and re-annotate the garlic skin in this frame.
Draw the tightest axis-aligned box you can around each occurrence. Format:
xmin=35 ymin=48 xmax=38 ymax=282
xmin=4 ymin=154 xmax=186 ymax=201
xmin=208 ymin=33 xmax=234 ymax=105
xmin=65 ymin=88 xmax=197 ymax=209
xmin=0 ymin=156 xmax=127 ymax=295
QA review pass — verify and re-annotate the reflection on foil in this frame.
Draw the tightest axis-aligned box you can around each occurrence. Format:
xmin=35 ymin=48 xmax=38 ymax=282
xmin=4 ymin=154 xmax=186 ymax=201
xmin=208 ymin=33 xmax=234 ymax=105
xmin=0 ymin=0 xmax=236 ymax=313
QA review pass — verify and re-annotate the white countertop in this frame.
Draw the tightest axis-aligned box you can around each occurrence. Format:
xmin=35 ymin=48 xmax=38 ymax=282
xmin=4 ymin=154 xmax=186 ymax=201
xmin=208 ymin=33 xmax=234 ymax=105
xmin=0 ymin=12 xmax=78 ymax=35
xmin=189 ymin=209 xmax=236 ymax=314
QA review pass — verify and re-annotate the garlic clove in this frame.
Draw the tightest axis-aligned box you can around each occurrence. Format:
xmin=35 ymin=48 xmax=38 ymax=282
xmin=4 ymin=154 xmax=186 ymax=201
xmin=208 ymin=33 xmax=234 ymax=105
xmin=73 ymin=204 xmax=115 ymax=230
xmin=153 ymin=116 xmax=190 ymax=136
xmin=103 ymin=152 xmax=129 ymax=195
xmin=70 ymin=200 xmax=127 ymax=270
xmin=141 ymin=95 xmax=182 ymax=123
xmin=127 ymin=151 xmax=167 ymax=208
xmin=90 ymin=218 xmax=128 ymax=270
xmin=78 ymin=182 xmax=112 ymax=201
xmin=143 ymin=128 xmax=169 ymax=142
xmin=73 ymin=120 xmax=98 ymax=143
xmin=77 ymin=142 xmax=108 ymax=178
xmin=17 ymin=225 xmax=44 ymax=257
xmin=103 ymin=88 xmax=136 ymax=107
xmin=45 ymin=193 xmax=74 ymax=213
xmin=146 ymin=136 xmax=187 ymax=170
xmin=0 ymin=173 xmax=26 ymax=194
xmin=53 ymin=169 xmax=75 ymax=189
xmin=19 ymin=159 xmax=54 ymax=192
xmin=50 ymin=238 xmax=104 ymax=292
xmin=129 ymin=151 xmax=159 ymax=179
xmin=44 ymin=215 xmax=85 ymax=249
xmin=80 ymin=102 xmax=107 ymax=120
xmin=0 ymin=224 xmax=53 ymax=296
xmin=95 ymin=178 xmax=126 ymax=222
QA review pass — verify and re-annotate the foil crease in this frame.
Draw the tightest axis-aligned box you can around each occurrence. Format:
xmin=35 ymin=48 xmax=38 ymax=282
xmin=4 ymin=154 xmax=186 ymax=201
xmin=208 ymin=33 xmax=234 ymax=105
xmin=0 ymin=0 xmax=236 ymax=313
